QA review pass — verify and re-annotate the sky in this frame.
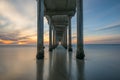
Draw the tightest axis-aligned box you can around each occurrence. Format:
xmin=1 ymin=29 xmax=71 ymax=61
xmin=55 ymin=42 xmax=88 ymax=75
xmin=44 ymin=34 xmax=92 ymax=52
xmin=0 ymin=0 xmax=120 ymax=45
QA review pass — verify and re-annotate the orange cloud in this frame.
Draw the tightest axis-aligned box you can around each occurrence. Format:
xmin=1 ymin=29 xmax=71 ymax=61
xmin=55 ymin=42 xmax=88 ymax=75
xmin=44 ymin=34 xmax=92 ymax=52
xmin=18 ymin=41 xmax=27 ymax=45
xmin=1 ymin=33 xmax=119 ymax=45
xmin=0 ymin=39 xmax=14 ymax=44
xmin=71 ymin=33 xmax=120 ymax=44
xmin=84 ymin=35 xmax=120 ymax=44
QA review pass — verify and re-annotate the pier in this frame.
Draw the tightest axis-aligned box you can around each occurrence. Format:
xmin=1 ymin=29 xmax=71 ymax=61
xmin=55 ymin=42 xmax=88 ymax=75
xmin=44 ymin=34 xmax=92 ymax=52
xmin=36 ymin=0 xmax=85 ymax=60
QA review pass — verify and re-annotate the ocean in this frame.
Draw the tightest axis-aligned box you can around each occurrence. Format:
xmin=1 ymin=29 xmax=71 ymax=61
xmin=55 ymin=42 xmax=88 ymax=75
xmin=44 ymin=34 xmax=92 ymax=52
xmin=0 ymin=44 xmax=120 ymax=80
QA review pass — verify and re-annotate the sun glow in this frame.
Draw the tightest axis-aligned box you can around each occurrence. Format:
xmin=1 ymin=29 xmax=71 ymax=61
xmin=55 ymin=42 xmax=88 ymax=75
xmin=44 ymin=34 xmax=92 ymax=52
xmin=18 ymin=42 xmax=27 ymax=45
xmin=0 ymin=39 xmax=13 ymax=44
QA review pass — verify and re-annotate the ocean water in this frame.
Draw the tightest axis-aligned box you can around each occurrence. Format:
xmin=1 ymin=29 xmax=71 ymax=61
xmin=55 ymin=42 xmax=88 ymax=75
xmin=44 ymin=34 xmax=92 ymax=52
xmin=0 ymin=44 xmax=120 ymax=80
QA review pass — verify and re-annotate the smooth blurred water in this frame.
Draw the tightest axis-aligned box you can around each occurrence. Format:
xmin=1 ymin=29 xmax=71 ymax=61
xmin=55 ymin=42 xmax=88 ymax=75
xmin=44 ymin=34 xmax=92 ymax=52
xmin=0 ymin=44 xmax=120 ymax=80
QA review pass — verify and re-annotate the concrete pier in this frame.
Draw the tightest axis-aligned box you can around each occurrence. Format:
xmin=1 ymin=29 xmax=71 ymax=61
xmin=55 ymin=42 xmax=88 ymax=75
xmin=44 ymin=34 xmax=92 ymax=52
xmin=36 ymin=0 xmax=85 ymax=60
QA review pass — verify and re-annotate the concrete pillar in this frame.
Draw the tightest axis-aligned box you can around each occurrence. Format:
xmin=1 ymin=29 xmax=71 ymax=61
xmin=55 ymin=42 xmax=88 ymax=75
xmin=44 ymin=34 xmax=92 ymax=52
xmin=56 ymin=35 xmax=58 ymax=46
xmin=68 ymin=16 xmax=72 ymax=51
xmin=61 ymin=34 xmax=64 ymax=46
xmin=62 ymin=30 xmax=67 ymax=49
xmin=64 ymin=28 xmax=67 ymax=49
xmin=55 ymin=32 xmax=57 ymax=47
xmin=53 ymin=28 xmax=56 ymax=49
xmin=52 ymin=28 xmax=55 ymax=49
xmin=62 ymin=33 xmax=65 ymax=47
xmin=36 ymin=0 xmax=44 ymax=59
xmin=49 ymin=16 xmax=53 ymax=51
xmin=76 ymin=0 xmax=85 ymax=59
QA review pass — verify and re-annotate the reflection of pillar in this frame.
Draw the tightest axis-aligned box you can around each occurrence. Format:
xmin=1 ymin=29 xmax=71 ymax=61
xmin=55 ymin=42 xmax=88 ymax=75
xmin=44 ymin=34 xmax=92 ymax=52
xmin=36 ymin=0 xmax=44 ymax=59
xmin=37 ymin=60 xmax=44 ymax=80
xmin=67 ymin=52 xmax=72 ymax=78
xmin=76 ymin=60 xmax=85 ymax=80
xmin=68 ymin=16 xmax=72 ymax=51
xmin=76 ymin=0 xmax=85 ymax=59
xmin=49 ymin=16 xmax=53 ymax=51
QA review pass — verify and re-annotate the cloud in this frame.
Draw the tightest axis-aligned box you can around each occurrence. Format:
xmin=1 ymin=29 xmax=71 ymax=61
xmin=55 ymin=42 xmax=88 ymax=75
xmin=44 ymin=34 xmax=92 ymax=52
xmin=0 ymin=0 xmax=49 ymax=45
xmin=85 ymin=34 xmax=120 ymax=44
xmin=95 ymin=22 xmax=120 ymax=31
xmin=71 ymin=32 xmax=120 ymax=44
xmin=0 ymin=15 xmax=11 ymax=28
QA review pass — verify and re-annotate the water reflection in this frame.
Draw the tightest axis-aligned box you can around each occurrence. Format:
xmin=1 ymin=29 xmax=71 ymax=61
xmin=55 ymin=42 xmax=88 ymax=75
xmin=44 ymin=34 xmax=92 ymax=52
xmin=36 ymin=60 xmax=44 ymax=80
xmin=1 ymin=45 xmax=120 ymax=80
xmin=76 ymin=60 xmax=85 ymax=80
xmin=37 ymin=45 xmax=85 ymax=80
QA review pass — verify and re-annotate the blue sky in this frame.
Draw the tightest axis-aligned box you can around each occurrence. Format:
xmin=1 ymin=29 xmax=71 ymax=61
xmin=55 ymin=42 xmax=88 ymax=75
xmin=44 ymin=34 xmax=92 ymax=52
xmin=0 ymin=0 xmax=120 ymax=45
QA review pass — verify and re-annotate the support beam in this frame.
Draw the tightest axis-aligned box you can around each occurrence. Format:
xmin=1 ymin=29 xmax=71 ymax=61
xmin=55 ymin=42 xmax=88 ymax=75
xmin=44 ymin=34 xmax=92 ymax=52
xmin=76 ymin=0 xmax=85 ymax=59
xmin=68 ymin=16 xmax=72 ymax=51
xmin=45 ymin=11 xmax=75 ymax=16
xmin=49 ymin=16 xmax=53 ymax=51
xmin=36 ymin=0 xmax=44 ymax=59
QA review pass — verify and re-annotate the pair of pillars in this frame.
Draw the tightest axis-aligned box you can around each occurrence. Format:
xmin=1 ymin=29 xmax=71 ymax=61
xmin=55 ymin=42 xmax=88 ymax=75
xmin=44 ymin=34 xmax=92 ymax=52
xmin=61 ymin=27 xmax=67 ymax=49
xmin=36 ymin=0 xmax=85 ymax=59
xmin=61 ymin=24 xmax=72 ymax=51
xmin=49 ymin=18 xmax=57 ymax=51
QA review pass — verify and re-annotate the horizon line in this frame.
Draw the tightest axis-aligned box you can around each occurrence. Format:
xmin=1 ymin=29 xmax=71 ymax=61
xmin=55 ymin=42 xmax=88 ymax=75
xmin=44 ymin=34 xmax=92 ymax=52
xmin=0 ymin=43 xmax=120 ymax=46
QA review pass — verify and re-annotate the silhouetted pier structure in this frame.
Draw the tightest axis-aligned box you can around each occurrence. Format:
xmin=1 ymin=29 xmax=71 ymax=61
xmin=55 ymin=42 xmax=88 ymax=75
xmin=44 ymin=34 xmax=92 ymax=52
xmin=36 ymin=0 xmax=85 ymax=59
